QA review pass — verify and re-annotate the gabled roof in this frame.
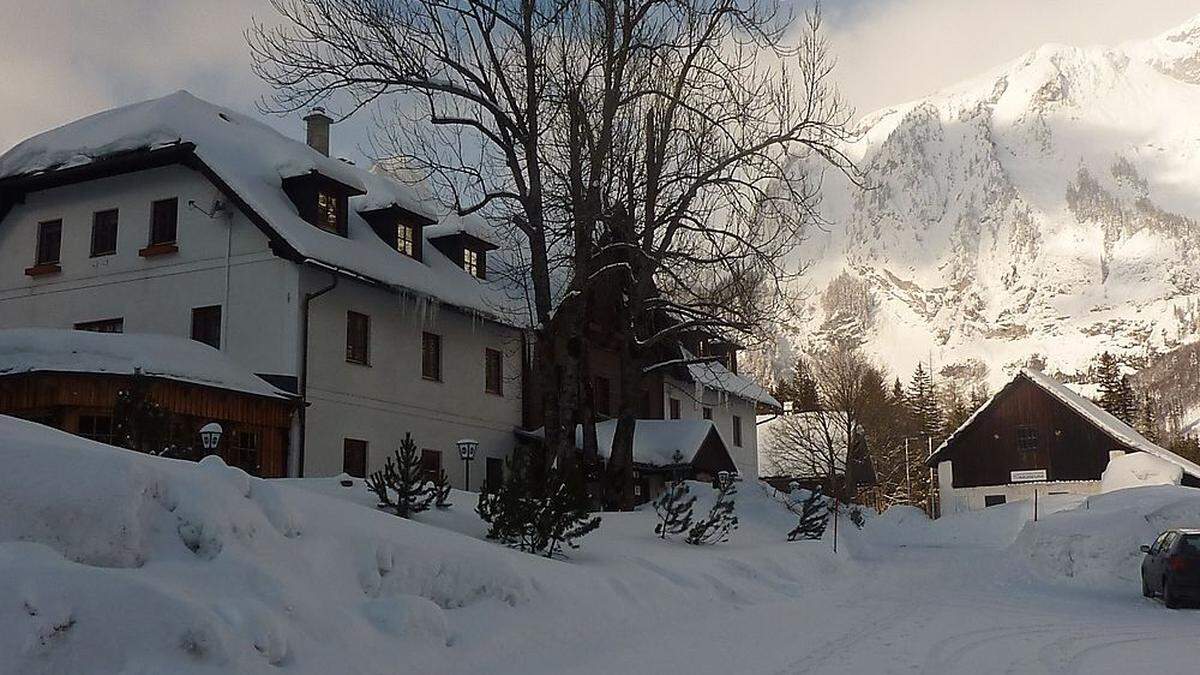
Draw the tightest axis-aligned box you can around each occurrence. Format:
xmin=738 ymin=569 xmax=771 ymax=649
xmin=0 ymin=91 xmax=521 ymax=322
xmin=679 ymin=347 xmax=781 ymax=409
xmin=519 ymin=419 xmax=734 ymax=469
xmin=0 ymin=328 xmax=292 ymax=399
xmin=927 ymin=368 xmax=1200 ymax=479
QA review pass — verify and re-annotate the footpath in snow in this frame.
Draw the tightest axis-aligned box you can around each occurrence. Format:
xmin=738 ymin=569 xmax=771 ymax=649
xmin=2 ymin=415 xmax=1200 ymax=674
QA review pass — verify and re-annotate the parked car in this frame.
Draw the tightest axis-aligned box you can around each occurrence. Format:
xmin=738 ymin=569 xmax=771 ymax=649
xmin=1140 ymin=528 xmax=1200 ymax=608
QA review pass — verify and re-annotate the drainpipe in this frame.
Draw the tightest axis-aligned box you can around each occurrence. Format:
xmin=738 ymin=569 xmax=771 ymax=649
xmin=297 ymin=271 xmax=339 ymax=477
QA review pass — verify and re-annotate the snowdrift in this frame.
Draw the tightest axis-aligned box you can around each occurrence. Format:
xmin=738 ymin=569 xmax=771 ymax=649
xmin=0 ymin=416 xmax=553 ymax=674
xmin=1100 ymin=452 xmax=1182 ymax=492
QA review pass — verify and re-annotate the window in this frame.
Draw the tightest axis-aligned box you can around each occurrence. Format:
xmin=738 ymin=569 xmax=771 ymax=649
xmin=702 ymin=407 xmax=713 ymax=421
xmin=150 ymin=198 xmax=178 ymax=245
xmin=191 ymin=305 xmax=222 ymax=349
xmin=74 ymin=318 xmax=124 ymax=334
xmin=343 ymin=438 xmax=368 ymax=478
xmin=486 ymin=456 xmax=504 ymax=491
xmin=316 ymin=191 xmax=339 ymax=232
xmin=232 ymin=430 xmax=260 ymax=474
xmin=485 ymin=348 xmax=504 ymax=395
xmin=91 ymin=209 xmax=119 ymax=257
xmin=77 ymin=414 xmax=114 ymax=444
xmin=36 ymin=220 xmax=62 ymax=265
xmin=669 ymin=398 xmax=682 ymax=420
xmin=422 ymin=332 xmax=442 ymax=381
xmin=346 ymin=311 xmax=370 ymax=365
xmin=463 ymin=248 xmax=481 ymax=278
xmin=397 ymin=223 xmax=416 ymax=257
xmin=421 ymin=449 xmax=442 ymax=483
xmin=1015 ymin=426 xmax=1039 ymax=453
xmin=732 ymin=415 xmax=743 ymax=447
xmin=984 ymin=494 xmax=1007 ymax=508
xmin=594 ymin=376 xmax=611 ymax=417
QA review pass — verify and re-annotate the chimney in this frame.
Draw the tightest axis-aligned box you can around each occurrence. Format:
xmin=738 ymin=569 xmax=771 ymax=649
xmin=303 ymin=107 xmax=333 ymax=156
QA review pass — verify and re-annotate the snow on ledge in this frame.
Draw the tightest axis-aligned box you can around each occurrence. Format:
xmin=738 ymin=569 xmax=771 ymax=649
xmin=0 ymin=328 xmax=291 ymax=399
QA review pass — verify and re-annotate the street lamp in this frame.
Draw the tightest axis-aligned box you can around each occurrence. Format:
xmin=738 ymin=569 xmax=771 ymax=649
xmin=199 ymin=422 xmax=224 ymax=454
xmin=456 ymin=438 xmax=478 ymax=492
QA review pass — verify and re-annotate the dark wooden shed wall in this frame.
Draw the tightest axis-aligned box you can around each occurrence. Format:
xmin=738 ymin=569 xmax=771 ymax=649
xmin=938 ymin=377 xmax=1135 ymax=489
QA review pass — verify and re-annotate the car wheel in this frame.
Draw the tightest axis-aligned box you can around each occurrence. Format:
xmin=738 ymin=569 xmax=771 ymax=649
xmin=1164 ymin=577 xmax=1181 ymax=609
xmin=1142 ymin=572 xmax=1154 ymax=598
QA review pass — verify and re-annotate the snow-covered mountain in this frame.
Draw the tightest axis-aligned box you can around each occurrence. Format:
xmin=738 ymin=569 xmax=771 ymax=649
xmin=784 ymin=15 xmax=1200 ymax=389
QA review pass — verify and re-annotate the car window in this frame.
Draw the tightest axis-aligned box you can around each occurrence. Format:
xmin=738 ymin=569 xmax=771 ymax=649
xmin=1179 ymin=535 xmax=1200 ymax=556
xmin=1163 ymin=532 xmax=1180 ymax=553
xmin=1151 ymin=532 xmax=1171 ymax=554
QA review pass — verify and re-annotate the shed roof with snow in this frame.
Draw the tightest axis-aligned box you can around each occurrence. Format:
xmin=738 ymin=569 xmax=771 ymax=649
xmin=0 ymin=91 xmax=518 ymax=321
xmin=926 ymin=368 xmax=1200 ymax=484
xmin=0 ymin=328 xmax=291 ymax=399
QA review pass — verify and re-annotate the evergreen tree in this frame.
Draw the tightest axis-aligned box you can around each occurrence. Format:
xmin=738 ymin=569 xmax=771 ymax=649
xmin=686 ymin=481 xmax=738 ymax=545
xmin=652 ymin=479 xmax=695 ymax=539
xmin=1095 ymin=351 xmax=1124 ymax=419
xmin=787 ymin=487 xmax=828 ymax=541
xmin=477 ymin=449 xmax=601 ymax=557
xmin=366 ymin=433 xmax=434 ymax=518
xmin=1115 ymin=375 xmax=1138 ymax=426
xmin=112 ymin=376 xmax=192 ymax=458
xmin=432 ymin=468 xmax=452 ymax=509
xmin=775 ymin=357 xmax=821 ymax=412
xmin=906 ymin=363 xmax=941 ymax=442
xmin=1136 ymin=391 xmax=1160 ymax=443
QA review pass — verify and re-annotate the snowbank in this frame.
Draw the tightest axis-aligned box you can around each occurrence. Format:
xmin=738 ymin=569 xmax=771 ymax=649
xmin=1100 ymin=452 xmax=1182 ymax=493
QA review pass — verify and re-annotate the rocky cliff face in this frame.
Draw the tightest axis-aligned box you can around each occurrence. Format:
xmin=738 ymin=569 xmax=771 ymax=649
xmin=781 ymin=16 xmax=1200 ymax=389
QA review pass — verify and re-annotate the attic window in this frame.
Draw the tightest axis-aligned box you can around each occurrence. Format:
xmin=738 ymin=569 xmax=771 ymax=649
xmin=316 ymin=191 xmax=339 ymax=232
xmin=398 ymin=222 xmax=416 ymax=257
xmin=464 ymin=248 xmax=482 ymax=278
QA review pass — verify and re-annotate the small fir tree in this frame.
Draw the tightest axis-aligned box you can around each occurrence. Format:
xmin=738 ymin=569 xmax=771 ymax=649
xmin=685 ymin=481 xmax=738 ymax=545
xmin=534 ymin=470 xmax=602 ymax=558
xmin=653 ymin=479 xmax=696 ymax=539
xmin=432 ymin=468 xmax=452 ymax=509
xmin=365 ymin=433 xmax=434 ymax=518
xmin=477 ymin=450 xmax=601 ymax=557
xmin=787 ymin=487 xmax=828 ymax=541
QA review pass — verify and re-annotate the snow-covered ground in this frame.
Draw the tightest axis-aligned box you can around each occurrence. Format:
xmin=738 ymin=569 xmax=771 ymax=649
xmin=3 ymin=414 xmax=1200 ymax=674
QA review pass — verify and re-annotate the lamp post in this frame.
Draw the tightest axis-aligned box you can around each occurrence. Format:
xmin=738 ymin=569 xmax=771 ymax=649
xmin=199 ymin=422 xmax=223 ymax=455
xmin=456 ymin=439 xmax=478 ymax=492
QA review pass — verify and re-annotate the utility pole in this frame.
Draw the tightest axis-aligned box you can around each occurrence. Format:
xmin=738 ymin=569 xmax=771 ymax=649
xmin=904 ymin=437 xmax=912 ymax=504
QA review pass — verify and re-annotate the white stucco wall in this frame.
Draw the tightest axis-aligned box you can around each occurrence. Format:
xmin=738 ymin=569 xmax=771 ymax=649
xmin=663 ymin=377 xmax=759 ymax=476
xmin=0 ymin=165 xmax=301 ymax=378
xmin=301 ymin=268 xmax=524 ymax=485
xmin=936 ymin=460 xmax=1102 ymax=514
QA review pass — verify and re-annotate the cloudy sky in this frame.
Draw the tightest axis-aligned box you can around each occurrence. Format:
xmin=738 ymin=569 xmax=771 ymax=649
xmin=1 ymin=0 xmax=1198 ymax=161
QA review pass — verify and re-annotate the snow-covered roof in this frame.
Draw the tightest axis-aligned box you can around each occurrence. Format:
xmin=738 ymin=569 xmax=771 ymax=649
xmin=0 ymin=91 xmax=520 ymax=322
xmin=0 ymin=328 xmax=291 ymax=399
xmin=929 ymin=368 xmax=1200 ymax=480
xmin=680 ymin=348 xmax=780 ymax=409
xmin=575 ymin=419 xmax=725 ymax=467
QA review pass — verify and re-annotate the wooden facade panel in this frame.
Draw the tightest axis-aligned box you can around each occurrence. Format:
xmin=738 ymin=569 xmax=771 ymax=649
xmin=943 ymin=378 xmax=1131 ymax=488
xmin=0 ymin=372 xmax=295 ymax=478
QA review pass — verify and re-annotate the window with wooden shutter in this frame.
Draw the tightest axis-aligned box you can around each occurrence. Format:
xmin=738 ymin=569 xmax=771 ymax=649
xmin=35 ymin=220 xmax=62 ymax=265
xmin=191 ymin=305 xmax=222 ymax=349
xmin=485 ymin=348 xmax=503 ymax=395
xmin=422 ymin=332 xmax=442 ymax=381
xmin=150 ymin=198 xmax=178 ymax=245
xmin=91 ymin=209 xmax=119 ymax=257
xmin=343 ymin=438 xmax=368 ymax=478
xmin=346 ymin=311 xmax=370 ymax=365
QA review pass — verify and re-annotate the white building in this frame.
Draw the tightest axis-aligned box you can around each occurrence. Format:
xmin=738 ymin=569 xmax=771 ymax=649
xmin=0 ymin=91 xmax=776 ymax=484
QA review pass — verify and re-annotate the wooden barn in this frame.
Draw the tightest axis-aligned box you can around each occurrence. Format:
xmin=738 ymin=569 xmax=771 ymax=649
xmin=927 ymin=368 xmax=1200 ymax=514
xmin=0 ymin=328 xmax=297 ymax=477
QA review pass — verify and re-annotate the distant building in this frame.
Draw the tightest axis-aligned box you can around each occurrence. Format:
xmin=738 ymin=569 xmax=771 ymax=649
xmin=927 ymin=369 xmax=1200 ymax=514
xmin=755 ymin=411 xmax=875 ymax=496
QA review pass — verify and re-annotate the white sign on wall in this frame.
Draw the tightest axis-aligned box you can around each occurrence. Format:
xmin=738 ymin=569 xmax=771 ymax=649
xmin=1010 ymin=469 xmax=1048 ymax=483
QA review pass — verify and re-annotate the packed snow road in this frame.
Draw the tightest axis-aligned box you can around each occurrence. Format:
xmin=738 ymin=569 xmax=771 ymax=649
xmin=4 ymin=416 xmax=1200 ymax=674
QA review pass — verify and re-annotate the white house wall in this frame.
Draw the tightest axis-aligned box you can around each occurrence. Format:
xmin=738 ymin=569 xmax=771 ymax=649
xmin=0 ymin=165 xmax=301 ymax=378
xmin=663 ymin=377 xmax=759 ymax=476
xmin=936 ymin=460 xmax=1101 ymax=514
xmin=300 ymin=267 xmax=524 ymax=485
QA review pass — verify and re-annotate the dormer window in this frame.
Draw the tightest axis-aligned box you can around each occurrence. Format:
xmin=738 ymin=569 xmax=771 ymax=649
xmin=360 ymin=204 xmax=432 ymax=261
xmin=429 ymin=231 xmax=497 ymax=280
xmin=316 ymin=191 xmax=339 ymax=233
xmin=282 ymin=171 xmax=363 ymax=238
